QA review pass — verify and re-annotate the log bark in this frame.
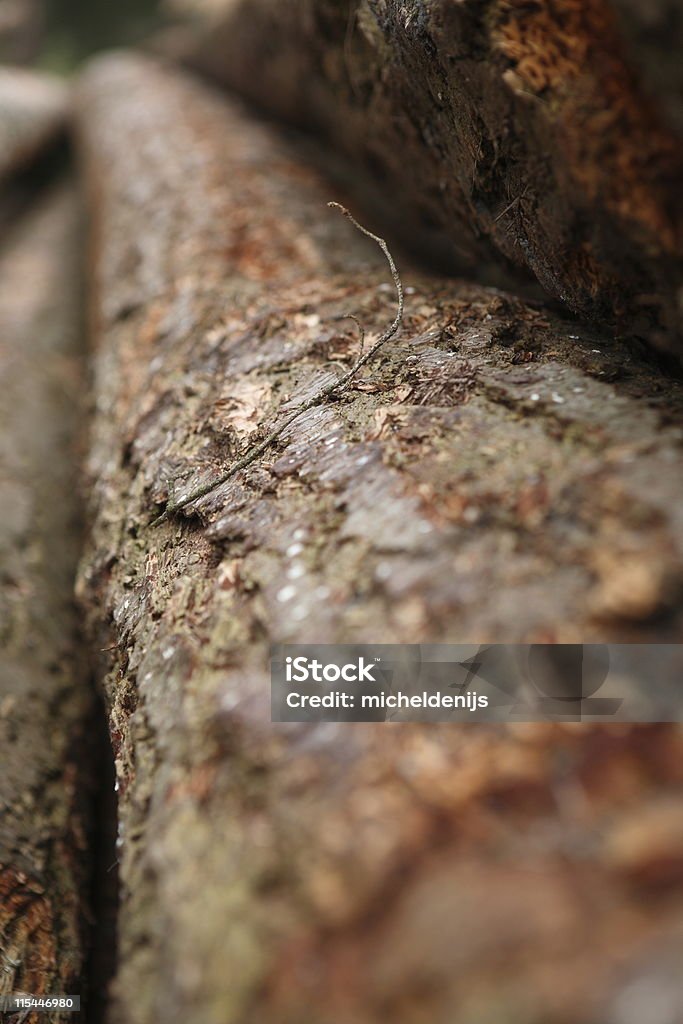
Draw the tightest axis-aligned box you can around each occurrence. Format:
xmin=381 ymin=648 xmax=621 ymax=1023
xmin=0 ymin=187 xmax=93 ymax=1020
xmin=75 ymin=53 xmax=683 ymax=1024
xmin=0 ymin=67 xmax=67 ymax=184
xmin=185 ymin=0 xmax=683 ymax=358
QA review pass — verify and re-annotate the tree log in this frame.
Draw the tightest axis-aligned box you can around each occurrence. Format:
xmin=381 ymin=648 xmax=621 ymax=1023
xmin=184 ymin=0 xmax=683 ymax=357
xmin=0 ymin=67 xmax=67 ymax=184
xmin=75 ymin=53 xmax=683 ymax=1024
xmin=0 ymin=187 xmax=92 ymax=1020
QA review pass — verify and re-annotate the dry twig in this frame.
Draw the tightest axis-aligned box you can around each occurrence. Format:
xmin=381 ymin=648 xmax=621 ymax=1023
xmin=151 ymin=203 xmax=403 ymax=526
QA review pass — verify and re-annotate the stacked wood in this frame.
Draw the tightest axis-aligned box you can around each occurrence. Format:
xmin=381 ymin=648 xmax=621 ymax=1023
xmin=183 ymin=0 xmax=683 ymax=358
xmin=0 ymin=67 xmax=67 ymax=183
xmin=0 ymin=187 xmax=92 ymax=1021
xmin=75 ymin=53 xmax=683 ymax=1024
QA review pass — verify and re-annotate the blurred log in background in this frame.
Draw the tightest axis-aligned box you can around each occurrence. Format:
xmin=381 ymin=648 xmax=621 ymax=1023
xmin=0 ymin=184 xmax=93 ymax=1023
xmin=0 ymin=66 xmax=66 ymax=183
xmin=0 ymin=0 xmax=43 ymax=64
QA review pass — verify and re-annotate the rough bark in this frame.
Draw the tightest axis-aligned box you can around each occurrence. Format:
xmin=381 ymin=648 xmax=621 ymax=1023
xmin=75 ymin=53 xmax=683 ymax=1024
xmin=0 ymin=67 xmax=67 ymax=185
xmin=184 ymin=0 xmax=683 ymax=358
xmin=0 ymin=187 xmax=92 ymax=1021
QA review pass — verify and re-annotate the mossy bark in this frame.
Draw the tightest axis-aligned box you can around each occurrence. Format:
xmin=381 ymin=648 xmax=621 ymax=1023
xmin=184 ymin=0 xmax=683 ymax=357
xmin=74 ymin=54 xmax=683 ymax=1024
xmin=0 ymin=186 xmax=92 ymax=1023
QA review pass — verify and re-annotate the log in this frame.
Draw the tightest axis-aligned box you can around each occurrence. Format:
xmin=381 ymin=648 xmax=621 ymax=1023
xmin=0 ymin=67 xmax=67 ymax=185
xmin=75 ymin=53 xmax=683 ymax=1024
xmin=185 ymin=0 xmax=683 ymax=358
xmin=0 ymin=187 xmax=93 ymax=1019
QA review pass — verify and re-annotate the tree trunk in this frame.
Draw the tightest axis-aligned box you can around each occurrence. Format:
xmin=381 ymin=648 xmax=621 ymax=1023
xmin=0 ymin=67 xmax=67 ymax=184
xmin=75 ymin=53 xmax=683 ymax=1024
xmin=0 ymin=186 xmax=93 ymax=1022
xmin=184 ymin=0 xmax=683 ymax=358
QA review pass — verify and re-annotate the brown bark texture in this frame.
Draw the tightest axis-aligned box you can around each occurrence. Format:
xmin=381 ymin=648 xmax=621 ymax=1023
xmin=75 ymin=53 xmax=683 ymax=1024
xmin=0 ymin=187 xmax=92 ymax=1022
xmin=0 ymin=67 xmax=67 ymax=184
xmin=185 ymin=0 xmax=683 ymax=357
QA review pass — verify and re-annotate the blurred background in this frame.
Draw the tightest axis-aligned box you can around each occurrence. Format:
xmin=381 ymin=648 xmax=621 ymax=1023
xmin=0 ymin=0 xmax=165 ymax=69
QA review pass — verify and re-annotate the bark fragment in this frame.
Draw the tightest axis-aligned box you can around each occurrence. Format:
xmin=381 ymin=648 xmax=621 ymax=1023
xmin=0 ymin=187 xmax=92 ymax=1021
xmin=0 ymin=67 xmax=67 ymax=184
xmin=76 ymin=53 xmax=683 ymax=1024
xmin=184 ymin=0 xmax=683 ymax=356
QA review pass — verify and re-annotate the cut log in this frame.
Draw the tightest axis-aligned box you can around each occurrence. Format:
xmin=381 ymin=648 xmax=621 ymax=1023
xmin=184 ymin=0 xmax=683 ymax=357
xmin=0 ymin=187 xmax=92 ymax=1019
xmin=75 ymin=53 xmax=683 ymax=1024
xmin=0 ymin=67 xmax=67 ymax=184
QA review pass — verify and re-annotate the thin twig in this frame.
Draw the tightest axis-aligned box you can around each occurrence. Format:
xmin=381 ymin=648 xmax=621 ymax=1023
xmin=494 ymin=184 xmax=530 ymax=223
xmin=334 ymin=312 xmax=365 ymax=358
xmin=151 ymin=202 xmax=403 ymax=527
